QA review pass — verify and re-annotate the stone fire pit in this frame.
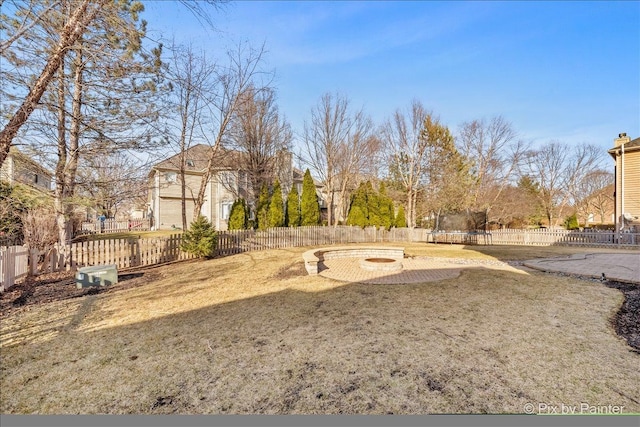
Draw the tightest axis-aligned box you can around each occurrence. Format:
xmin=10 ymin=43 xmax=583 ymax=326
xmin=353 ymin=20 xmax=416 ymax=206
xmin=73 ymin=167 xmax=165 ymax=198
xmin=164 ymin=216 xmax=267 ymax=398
xmin=359 ymin=257 xmax=403 ymax=272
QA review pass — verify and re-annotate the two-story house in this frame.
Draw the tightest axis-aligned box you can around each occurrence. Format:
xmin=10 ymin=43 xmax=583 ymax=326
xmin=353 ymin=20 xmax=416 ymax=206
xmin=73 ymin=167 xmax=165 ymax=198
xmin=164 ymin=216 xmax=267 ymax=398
xmin=148 ymin=145 xmax=310 ymax=231
xmin=608 ymin=133 xmax=640 ymax=232
xmin=0 ymin=147 xmax=52 ymax=191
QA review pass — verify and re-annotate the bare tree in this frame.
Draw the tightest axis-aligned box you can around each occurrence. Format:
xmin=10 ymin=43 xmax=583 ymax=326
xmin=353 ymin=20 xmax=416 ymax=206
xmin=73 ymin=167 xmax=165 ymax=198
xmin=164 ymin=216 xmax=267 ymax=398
xmin=164 ymin=43 xmax=217 ymax=230
xmin=457 ymin=116 xmax=528 ymax=228
xmin=76 ymin=151 xmax=148 ymax=219
xmin=333 ymin=121 xmax=379 ymax=224
xmin=20 ymin=207 xmax=58 ymax=252
xmin=227 ymin=85 xmax=292 ymax=201
xmin=520 ymin=141 xmax=603 ymax=227
xmin=574 ymin=169 xmax=614 ymax=225
xmin=381 ymin=100 xmax=430 ymax=228
xmin=302 ymin=92 xmax=377 ymax=226
xmin=192 ymin=42 xmax=268 ymax=220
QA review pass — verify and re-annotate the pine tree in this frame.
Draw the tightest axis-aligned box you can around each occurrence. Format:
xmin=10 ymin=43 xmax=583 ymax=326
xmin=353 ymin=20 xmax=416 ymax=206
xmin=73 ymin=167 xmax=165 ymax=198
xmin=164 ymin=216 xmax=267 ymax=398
xmin=228 ymin=199 xmax=247 ymax=230
xmin=395 ymin=205 xmax=408 ymax=228
xmin=286 ymin=184 xmax=301 ymax=227
xmin=268 ymin=179 xmax=285 ymax=227
xmin=256 ymin=182 xmax=270 ymax=230
xmin=346 ymin=182 xmax=368 ymax=228
xmin=180 ymin=215 xmax=218 ymax=258
xmin=300 ymin=169 xmax=320 ymax=226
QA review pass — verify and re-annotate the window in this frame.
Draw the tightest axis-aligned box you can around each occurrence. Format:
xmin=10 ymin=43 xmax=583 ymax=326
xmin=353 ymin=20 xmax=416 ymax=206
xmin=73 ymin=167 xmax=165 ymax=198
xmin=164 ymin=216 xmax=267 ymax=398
xmin=186 ymin=159 xmax=195 ymax=167
xmin=221 ymin=201 xmax=233 ymax=221
xmin=219 ymin=171 xmax=236 ymax=189
xmin=165 ymin=171 xmax=177 ymax=183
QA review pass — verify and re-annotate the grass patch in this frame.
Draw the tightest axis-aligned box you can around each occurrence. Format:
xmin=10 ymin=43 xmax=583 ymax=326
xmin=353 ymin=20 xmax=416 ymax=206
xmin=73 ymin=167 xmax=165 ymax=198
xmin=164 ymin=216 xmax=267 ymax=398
xmin=1 ymin=244 xmax=638 ymax=414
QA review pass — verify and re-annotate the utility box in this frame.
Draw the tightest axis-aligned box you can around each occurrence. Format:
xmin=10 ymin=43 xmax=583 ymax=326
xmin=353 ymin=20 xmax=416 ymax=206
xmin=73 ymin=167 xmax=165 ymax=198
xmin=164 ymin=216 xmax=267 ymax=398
xmin=75 ymin=264 xmax=118 ymax=289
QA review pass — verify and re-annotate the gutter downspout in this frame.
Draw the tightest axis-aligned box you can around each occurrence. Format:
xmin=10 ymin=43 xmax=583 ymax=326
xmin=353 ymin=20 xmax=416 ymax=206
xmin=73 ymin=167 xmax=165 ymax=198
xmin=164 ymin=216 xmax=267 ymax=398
xmin=620 ymin=143 xmax=625 ymax=232
xmin=216 ymin=176 xmax=221 ymax=231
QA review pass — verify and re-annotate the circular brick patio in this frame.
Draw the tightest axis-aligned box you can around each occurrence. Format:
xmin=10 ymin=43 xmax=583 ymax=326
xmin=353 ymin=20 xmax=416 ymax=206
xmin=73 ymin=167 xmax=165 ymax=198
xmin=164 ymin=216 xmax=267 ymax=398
xmin=319 ymin=257 xmax=465 ymax=284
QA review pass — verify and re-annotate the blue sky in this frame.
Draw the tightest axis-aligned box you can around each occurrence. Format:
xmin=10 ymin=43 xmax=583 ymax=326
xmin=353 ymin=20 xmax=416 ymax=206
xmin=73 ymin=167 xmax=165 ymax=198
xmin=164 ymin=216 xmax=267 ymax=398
xmin=143 ymin=1 xmax=639 ymax=154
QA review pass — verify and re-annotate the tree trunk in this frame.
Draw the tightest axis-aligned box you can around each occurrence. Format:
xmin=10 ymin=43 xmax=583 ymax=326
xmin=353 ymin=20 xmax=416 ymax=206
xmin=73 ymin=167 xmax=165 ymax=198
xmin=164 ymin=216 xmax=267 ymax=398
xmin=194 ymin=146 xmax=219 ymax=221
xmin=327 ymin=187 xmax=334 ymax=227
xmin=180 ymin=149 xmax=187 ymax=231
xmin=55 ymin=45 xmax=83 ymax=247
xmin=54 ymin=60 xmax=68 ymax=246
xmin=0 ymin=0 xmax=105 ymax=166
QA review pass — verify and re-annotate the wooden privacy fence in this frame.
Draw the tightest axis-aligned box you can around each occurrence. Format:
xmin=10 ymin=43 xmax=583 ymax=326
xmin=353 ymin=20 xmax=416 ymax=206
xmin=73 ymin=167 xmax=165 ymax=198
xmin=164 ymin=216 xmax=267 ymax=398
xmin=485 ymin=228 xmax=639 ymax=247
xmin=214 ymin=226 xmax=432 ymax=256
xmin=32 ymin=234 xmax=194 ymax=275
xmin=78 ymin=218 xmax=151 ymax=236
xmin=0 ymin=245 xmax=29 ymax=291
xmin=215 ymin=226 xmax=640 ymax=255
xmin=2 ymin=226 xmax=638 ymax=290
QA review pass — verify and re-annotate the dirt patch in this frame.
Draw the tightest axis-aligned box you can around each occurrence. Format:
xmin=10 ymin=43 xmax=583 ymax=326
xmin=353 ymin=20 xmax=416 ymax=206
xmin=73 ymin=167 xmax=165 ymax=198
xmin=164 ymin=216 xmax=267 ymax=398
xmin=270 ymin=261 xmax=307 ymax=280
xmin=604 ymin=280 xmax=640 ymax=352
xmin=0 ymin=266 xmax=165 ymax=318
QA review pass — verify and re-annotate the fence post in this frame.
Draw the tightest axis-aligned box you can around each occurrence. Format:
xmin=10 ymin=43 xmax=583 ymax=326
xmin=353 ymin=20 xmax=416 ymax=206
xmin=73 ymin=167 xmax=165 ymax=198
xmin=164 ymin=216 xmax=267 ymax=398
xmin=29 ymin=248 xmax=39 ymax=276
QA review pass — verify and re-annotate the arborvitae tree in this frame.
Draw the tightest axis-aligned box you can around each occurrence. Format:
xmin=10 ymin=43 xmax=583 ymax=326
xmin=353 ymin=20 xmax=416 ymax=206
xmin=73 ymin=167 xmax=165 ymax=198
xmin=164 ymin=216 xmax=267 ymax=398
xmin=346 ymin=182 xmax=368 ymax=228
xmin=256 ymin=182 xmax=270 ymax=230
xmin=268 ymin=179 xmax=285 ymax=227
xmin=180 ymin=215 xmax=218 ymax=258
xmin=300 ymin=169 xmax=320 ymax=226
xmin=286 ymin=184 xmax=301 ymax=227
xmin=395 ymin=205 xmax=408 ymax=228
xmin=365 ymin=181 xmax=383 ymax=227
xmin=378 ymin=181 xmax=394 ymax=230
xmin=228 ymin=198 xmax=248 ymax=230
xmin=564 ymin=213 xmax=579 ymax=230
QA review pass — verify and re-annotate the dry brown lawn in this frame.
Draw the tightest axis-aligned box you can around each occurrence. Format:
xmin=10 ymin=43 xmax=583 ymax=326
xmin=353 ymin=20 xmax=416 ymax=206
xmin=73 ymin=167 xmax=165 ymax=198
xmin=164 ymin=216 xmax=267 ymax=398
xmin=1 ymin=243 xmax=638 ymax=414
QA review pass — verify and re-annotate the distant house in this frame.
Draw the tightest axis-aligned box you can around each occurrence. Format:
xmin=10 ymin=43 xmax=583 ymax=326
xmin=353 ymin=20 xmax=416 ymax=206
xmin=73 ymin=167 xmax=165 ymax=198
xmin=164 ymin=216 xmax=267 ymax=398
xmin=0 ymin=147 xmax=52 ymax=192
xmin=148 ymin=145 xmax=308 ymax=231
xmin=582 ymin=184 xmax=615 ymax=226
xmin=608 ymin=133 xmax=640 ymax=232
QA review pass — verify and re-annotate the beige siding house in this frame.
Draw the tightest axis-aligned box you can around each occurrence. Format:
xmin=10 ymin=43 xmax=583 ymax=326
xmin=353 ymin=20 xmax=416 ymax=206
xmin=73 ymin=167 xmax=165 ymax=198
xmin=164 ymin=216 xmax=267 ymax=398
xmin=608 ymin=133 xmax=640 ymax=232
xmin=148 ymin=145 xmax=250 ymax=231
xmin=0 ymin=147 xmax=52 ymax=191
xmin=148 ymin=145 xmax=304 ymax=231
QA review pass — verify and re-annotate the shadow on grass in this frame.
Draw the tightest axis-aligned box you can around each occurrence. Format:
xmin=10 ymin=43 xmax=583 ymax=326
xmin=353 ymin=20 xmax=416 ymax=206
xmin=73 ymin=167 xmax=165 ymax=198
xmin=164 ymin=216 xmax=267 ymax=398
xmin=2 ymin=258 xmax=639 ymax=414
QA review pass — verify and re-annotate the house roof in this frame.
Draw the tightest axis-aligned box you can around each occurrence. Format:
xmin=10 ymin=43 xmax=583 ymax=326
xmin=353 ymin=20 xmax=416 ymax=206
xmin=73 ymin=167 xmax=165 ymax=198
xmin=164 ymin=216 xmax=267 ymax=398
xmin=5 ymin=147 xmax=53 ymax=178
xmin=153 ymin=144 xmax=246 ymax=172
xmin=153 ymin=144 xmax=317 ymax=185
xmin=608 ymin=136 xmax=640 ymax=158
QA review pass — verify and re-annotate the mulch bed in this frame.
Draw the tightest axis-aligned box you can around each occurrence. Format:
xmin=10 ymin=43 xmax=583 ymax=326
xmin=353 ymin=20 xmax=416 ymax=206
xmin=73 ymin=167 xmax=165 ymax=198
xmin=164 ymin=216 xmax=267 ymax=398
xmin=0 ymin=266 xmax=165 ymax=318
xmin=2 ymin=268 xmax=639 ymax=353
xmin=603 ymin=280 xmax=640 ymax=352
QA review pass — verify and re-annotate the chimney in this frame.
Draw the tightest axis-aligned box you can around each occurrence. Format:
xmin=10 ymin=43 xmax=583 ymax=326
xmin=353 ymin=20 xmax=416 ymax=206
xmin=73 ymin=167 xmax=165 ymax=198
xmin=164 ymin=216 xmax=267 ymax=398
xmin=614 ymin=132 xmax=630 ymax=147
